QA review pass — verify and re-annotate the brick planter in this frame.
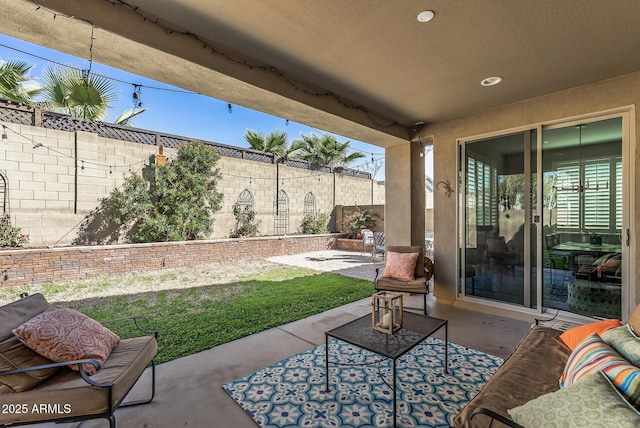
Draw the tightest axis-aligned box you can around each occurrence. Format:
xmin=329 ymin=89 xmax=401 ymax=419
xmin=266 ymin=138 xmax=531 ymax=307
xmin=0 ymin=234 xmax=344 ymax=287
xmin=336 ymin=238 xmax=371 ymax=253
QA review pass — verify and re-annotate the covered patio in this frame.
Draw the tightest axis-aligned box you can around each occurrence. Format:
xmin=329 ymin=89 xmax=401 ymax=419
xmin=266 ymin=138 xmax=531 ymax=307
xmin=58 ymin=249 xmax=534 ymax=428
xmin=3 ymin=0 xmax=639 ymax=321
xmin=3 ymin=1 xmax=640 ymax=426
xmin=114 ymin=299 xmax=533 ymax=428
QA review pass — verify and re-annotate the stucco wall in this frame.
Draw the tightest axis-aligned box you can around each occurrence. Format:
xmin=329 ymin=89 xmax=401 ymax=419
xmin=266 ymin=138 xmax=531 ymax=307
xmin=0 ymin=124 xmax=385 ymax=246
xmin=427 ymin=71 xmax=639 ymax=315
xmin=384 ymin=144 xmax=413 ymax=247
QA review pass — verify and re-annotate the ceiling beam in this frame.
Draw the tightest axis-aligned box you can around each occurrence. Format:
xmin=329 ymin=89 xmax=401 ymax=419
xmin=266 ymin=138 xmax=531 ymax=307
xmin=4 ymin=0 xmax=410 ymax=147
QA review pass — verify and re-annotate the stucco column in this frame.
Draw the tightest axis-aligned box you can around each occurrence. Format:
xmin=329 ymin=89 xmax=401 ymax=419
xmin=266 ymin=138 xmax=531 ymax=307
xmin=410 ymin=141 xmax=426 ymax=248
xmin=384 ymin=142 xmax=425 ymax=248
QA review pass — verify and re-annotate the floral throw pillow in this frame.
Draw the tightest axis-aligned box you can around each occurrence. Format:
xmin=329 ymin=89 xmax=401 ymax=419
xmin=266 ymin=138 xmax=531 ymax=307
xmin=509 ymin=371 xmax=640 ymax=428
xmin=12 ymin=306 xmax=119 ymax=375
xmin=382 ymin=251 xmax=419 ymax=281
xmin=601 ymin=325 xmax=640 ymax=367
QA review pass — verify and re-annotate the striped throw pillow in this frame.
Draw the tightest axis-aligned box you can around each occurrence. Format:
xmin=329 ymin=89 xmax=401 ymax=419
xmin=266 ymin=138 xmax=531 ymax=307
xmin=561 ymin=333 xmax=640 ymax=406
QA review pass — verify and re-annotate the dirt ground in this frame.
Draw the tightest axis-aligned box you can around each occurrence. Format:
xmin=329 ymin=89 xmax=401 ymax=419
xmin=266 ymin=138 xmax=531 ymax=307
xmin=0 ymin=259 xmax=296 ymax=306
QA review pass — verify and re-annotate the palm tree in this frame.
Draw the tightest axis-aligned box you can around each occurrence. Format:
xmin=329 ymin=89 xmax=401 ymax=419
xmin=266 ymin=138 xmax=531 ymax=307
xmin=38 ymin=66 xmax=116 ymax=120
xmin=0 ymin=60 xmax=41 ymax=104
xmin=290 ymin=133 xmax=365 ymax=167
xmin=114 ymin=107 xmax=149 ymax=126
xmin=244 ymin=129 xmax=290 ymax=157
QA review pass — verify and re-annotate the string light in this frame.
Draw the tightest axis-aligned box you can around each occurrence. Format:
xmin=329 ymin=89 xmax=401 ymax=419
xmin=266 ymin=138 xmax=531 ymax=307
xmin=415 ymin=121 xmax=425 ymax=158
xmin=29 ymin=0 xmax=402 ymax=131
xmin=79 ymin=24 xmax=97 ymax=113
xmin=0 ymin=43 xmax=200 ymax=96
xmin=85 ymin=25 xmax=95 ymax=81
xmin=227 ymin=103 xmax=233 ymax=114
xmin=1 ymin=125 xmax=7 ymax=143
xmin=1 ymin=123 xmax=146 ymax=171
xmin=220 ymin=167 xmax=350 ymax=184
xmin=3 ymin=111 xmax=374 ymax=183
xmin=132 ymin=84 xmax=143 ymax=108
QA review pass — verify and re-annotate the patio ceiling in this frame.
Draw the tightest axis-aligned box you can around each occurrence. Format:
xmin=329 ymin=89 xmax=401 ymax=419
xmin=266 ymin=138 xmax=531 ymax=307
xmin=5 ymin=0 xmax=640 ymax=148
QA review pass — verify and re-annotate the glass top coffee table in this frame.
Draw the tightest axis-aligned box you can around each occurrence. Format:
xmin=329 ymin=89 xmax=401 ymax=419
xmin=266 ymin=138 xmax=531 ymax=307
xmin=324 ymin=311 xmax=448 ymax=428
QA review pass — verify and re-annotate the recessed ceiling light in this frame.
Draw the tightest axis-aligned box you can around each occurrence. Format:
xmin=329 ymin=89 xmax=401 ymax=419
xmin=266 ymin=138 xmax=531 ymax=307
xmin=481 ymin=76 xmax=503 ymax=87
xmin=417 ymin=10 xmax=435 ymax=22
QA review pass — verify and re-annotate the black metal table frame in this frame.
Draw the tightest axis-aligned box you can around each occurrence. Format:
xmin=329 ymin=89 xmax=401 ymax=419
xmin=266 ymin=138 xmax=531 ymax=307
xmin=324 ymin=313 xmax=448 ymax=428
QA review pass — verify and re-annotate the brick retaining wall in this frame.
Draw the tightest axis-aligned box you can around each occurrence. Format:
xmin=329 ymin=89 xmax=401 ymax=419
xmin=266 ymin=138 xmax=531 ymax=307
xmin=0 ymin=234 xmax=342 ymax=287
xmin=335 ymin=238 xmax=370 ymax=252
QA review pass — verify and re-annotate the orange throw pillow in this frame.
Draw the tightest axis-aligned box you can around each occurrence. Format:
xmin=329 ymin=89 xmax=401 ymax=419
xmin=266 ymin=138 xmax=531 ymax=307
xmin=559 ymin=319 xmax=622 ymax=350
xmin=382 ymin=251 xmax=419 ymax=281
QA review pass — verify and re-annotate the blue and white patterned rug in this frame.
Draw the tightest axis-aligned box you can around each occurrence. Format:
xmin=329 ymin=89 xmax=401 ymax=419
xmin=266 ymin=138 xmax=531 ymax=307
xmin=223 ymin=337 xmax=503 ymax=427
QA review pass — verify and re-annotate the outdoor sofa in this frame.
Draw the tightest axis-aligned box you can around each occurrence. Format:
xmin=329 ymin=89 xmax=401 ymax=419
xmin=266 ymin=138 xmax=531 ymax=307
xmin=452 ymin=304 xmax=640 ymax=427
xmin=0 ymin=293 xmax=157 ymax=427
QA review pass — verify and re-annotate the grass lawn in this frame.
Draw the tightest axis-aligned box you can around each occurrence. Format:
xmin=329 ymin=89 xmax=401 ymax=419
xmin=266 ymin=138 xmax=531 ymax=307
xmin=0 ymin=260 xmax=374 ymax=364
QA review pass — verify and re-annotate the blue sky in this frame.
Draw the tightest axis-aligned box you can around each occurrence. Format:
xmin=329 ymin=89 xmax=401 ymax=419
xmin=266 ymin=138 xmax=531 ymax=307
xmin=0 ymin=34 xmax=390 ymax=178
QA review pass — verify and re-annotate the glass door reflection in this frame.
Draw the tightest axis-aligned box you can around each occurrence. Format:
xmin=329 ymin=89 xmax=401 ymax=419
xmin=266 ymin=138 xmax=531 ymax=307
xmin=542 ymin=117 xmax=622 ymax=319
xmin=462 ymin=132 xmax=531 ymax=305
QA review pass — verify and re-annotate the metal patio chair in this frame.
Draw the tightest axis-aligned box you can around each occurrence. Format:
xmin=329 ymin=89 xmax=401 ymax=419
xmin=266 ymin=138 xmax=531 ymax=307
xmin=361 ymin=229 xmax=374 ymax=256
xmin=372 ymin=232 xmax=385 ymax=259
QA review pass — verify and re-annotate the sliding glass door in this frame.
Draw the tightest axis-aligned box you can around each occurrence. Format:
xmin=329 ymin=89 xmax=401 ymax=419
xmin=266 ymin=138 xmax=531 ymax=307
xmin=542 ymin=117 xmax=623 ymax=318
xmin=460 ymin=130 xmax=536 ymax=306
xmin=459 ymin=115 xmax=626 ymax=319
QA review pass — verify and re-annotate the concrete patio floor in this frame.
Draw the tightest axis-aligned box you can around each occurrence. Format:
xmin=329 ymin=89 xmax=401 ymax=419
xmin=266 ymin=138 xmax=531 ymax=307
xmin=41 ymin=250 xmax=540 ymax=428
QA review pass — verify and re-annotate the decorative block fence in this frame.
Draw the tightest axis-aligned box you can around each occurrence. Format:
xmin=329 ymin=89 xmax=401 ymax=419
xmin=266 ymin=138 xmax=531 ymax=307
xmin=0 ymin=98 xmax=384 ymax=246
xmin=0 ymin=234 xmax=343 ymax=288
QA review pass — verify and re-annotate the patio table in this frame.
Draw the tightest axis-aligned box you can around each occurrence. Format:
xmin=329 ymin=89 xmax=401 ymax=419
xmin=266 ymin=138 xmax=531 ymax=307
xmin=324 ymin=311 xmax=448 ymax=428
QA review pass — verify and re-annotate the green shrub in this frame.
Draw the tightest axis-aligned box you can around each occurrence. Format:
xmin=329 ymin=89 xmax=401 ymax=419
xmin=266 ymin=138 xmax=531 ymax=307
xmin=0 ymin=214 xmax=29 ymax=247
xmin=300 ymin=212 xmax=329 ymax=234
xmin=88 ymin=141 xmax=224 ymax=243
xmin=229 ymin=203 xmax=260 ymax=238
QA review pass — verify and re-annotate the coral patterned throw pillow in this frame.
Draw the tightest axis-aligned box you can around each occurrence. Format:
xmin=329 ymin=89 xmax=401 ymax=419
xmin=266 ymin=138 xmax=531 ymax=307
xmin=12 ymin=306 xmax=119 ymax=375
xmin=382 ymin=251 xmax=419 ymax=281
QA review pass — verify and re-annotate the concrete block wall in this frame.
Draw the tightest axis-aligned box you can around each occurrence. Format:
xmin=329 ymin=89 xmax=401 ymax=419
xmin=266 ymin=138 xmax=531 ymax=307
xmin=372 ymin=181 xmax=385 ymax=204
xmin=1 ymin=125 xmax=74 ymax=213
xmin=277 ymin=164 xmax=333 ymax=234
xmin=75 ymin=131 xmax=159 ymax=213
xmin=1 ymin=123 xmax=384 ymax=246
xmin=335 ymin=174 xmax=377 ymax=206
xmin=216 ymin=156 xmax=278 ymax=237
